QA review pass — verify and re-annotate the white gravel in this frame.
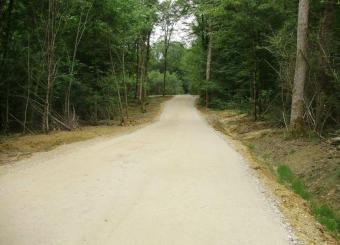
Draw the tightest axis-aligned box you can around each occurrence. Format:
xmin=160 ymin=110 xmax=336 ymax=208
xmin=0 ymin=95 xmax=294 ymax=245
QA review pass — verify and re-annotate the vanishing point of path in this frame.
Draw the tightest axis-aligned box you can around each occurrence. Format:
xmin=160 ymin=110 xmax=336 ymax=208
xmin=0 ymin=95 xmax=293 ymax=245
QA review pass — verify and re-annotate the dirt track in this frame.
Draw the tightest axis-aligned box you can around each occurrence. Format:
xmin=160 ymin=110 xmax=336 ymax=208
xmin=0 ymin=95 xmax=293 ymax=245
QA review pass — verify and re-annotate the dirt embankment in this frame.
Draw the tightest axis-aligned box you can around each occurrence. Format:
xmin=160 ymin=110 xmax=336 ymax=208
xmin=202 ymin=108 xmax=339 ymax=244
xmin=0 ymin=96 xmax=172 ymax=165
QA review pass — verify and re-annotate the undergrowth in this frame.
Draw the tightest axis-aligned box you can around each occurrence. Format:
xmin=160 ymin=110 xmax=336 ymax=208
xmin=277 ymin=165 xmax=340 ymax=237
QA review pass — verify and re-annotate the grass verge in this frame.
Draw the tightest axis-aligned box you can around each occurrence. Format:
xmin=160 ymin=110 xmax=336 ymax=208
xmin=277 ymin=164 xmax=340 ymax=237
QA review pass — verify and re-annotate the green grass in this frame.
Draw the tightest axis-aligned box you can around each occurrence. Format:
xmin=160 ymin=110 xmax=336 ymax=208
xmin=247 ymin=144 xmax=256 ymax=150
xmin=313 ymin=205 xmax=340 ymax=234
xmin=277 ymin=164 xmax=340 ymax=237
xmin=277 ymin=165 xmax=295 ymax=184
xmin=291 ymin=179 xmax=310 ymax=200
xmin=277 ymin=165 xmax=310 ymax=200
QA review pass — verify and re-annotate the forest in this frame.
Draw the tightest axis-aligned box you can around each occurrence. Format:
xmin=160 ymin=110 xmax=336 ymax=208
xmin=0 ymin=0 xmax=339 ymax=136
xmin=0 ymin=0 xmax=340 ymax=242
xmin=187 ymin=0 xmax=340 ymax=137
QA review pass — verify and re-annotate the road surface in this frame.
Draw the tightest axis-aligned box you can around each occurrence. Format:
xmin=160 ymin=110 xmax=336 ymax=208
xmin=0 ymin=95 xmax=293 ymax=245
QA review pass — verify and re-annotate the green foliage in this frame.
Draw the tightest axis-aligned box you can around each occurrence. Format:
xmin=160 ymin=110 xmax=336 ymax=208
xmin=291 ymin=179 xmax=310 ymax=200
xmin=208 ymin=98 xmax=228 ymax=110
xmin=187 ymin=0 xmax=340 ymax=132
xmin=277 ymin=165 xmax=294 ymax=184
xmin=313 ymin=205 xmax=340 ymax=233
xmin=148 ymin=70 xmax=184 ymax=95
xmin=0 ymin=0 xmax=158 ymax=132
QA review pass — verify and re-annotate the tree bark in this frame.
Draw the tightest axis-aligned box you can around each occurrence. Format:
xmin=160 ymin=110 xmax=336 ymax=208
xmin=122 ymin=48 xmax=129 ymax=120
xmin=205 ymin=23 xmax=212 ymax=108
xmin=252 ymin=69 xmax=257 ymax=121
xmin=64 ymin=4 xmax=91 ymax=128
xmin=162 ymin=35 xmax=169 ymax=96
xmin=135 ymin=41 xmax=139 ymax=99
xmin=23 ymin=36 xmax=31 ymax=133
xmin=290 ymin=0 xmax=309 ymax=133
xmin=109 ymin=47 xmax=126 ymax=126
xmin=138 ymin=37 xmax=145 ymax=103
xmin=144 ymin=31 xmax=151 ymax=100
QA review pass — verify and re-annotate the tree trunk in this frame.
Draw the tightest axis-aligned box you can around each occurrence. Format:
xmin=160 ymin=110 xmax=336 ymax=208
xmin=109 ymin=47 xmax=126 ymax=126
xmin=140 ymin=31 xmax=152 ymax=113
xmin=43 ymin=0 xmax=57 ymax=133
xmin=251 ymin=37 xmax=258 ymax=121
xmin=135 ymin=41 xmax=139 ymax=99
xmin=205 ymin=23 xmax=212 ymax=108
xmin=23 ymin=37 xmax=31 ymax=133
xmin=162 ymin=34 xmax=169 ymax=96
xmin=252 ymin=69 xmax=257 ymax=121
xmin=290 ymin=0 xmax=309 ymax=133
xmin=122 ymin=48 xmax=129 ymax=120
xmin=64 ymin=5 xmax=91 ymax=128
xmin=137 ymin=37 xmax=145 ymax=104
xmin=5 ymin=86 xmax=9 ymax=133
xmin=138 ymin=38 xmax=144 ymax=103
xmin=139 ymin=35 xmax=148 ymax=112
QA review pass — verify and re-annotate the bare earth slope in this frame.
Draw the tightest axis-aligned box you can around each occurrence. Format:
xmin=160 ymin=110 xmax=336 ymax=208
xmin=0 ymin=95 xmax=293 ymax=245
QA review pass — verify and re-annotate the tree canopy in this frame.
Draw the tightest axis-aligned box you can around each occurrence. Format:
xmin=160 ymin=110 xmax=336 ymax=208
xmin=0 ymin=0 xmax=339 ymax=136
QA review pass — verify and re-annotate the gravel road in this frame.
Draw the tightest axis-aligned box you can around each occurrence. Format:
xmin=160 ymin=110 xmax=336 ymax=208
xmin=0 ymin=95 xmax=293 ymax=245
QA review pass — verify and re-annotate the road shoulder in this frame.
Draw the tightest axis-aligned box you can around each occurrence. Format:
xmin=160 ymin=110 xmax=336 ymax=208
xmin=0 ymin=96 xmax=172 ymax=165
xmin=199 ymin=107 xmax=339 ymax=245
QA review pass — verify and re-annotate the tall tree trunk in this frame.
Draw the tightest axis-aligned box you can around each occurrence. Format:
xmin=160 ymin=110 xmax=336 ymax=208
xmin=205 ymin=23 xmax=212 ymax=108
xmin=142 ymin=31 xmax=152 ymax=111
xmin=43 ymin=0 xmax=56 ymax=133
xmin=138 ymin=38 xmax=144 ymax=103
xmin=5 ymin=86 xmax=9 ymax=132
xmin=251 ymin=37 xmax=258 ymax=121
xmin=138 ymin=34 xmax=148 ymax=112
xmin=135 ymin=41 xmax=139 ymax=99
xmin=122 ymin=48 xmax=129 ymax=120
xmin=23 ymin=36 xmax=31 ymax=133
xmin=252 ymin=69 xmax=257 ymax=121
xmin=64 ymin=5 xmax=91 ymax=128
xmin=109 ymin=47 xmax=125 ymax=126
xmin=290 ymin=0 xmax=309 ymax=133
xmin=162 ymin=34 xmax=169 ymax=96
xmin=137 ymin=38 xmax=145 ymax=103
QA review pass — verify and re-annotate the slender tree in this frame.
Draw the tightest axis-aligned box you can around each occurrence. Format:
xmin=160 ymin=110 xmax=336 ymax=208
xmin=290 ymin=0 xmax=310 ymax=133
xmin=205 ymin=22 xmax=212 ymax=108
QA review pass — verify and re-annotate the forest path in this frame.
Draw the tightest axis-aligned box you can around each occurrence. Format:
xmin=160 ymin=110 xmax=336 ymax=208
xmin=0 ymin=95 xmax=293 ymax=245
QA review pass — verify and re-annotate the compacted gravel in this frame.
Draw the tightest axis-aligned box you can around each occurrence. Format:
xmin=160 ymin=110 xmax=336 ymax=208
xmin=0 ymin=95 xmax=293 ymax=245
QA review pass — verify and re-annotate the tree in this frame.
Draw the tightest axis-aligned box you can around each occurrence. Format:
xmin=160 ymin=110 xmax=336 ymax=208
xmin=290 ymin=0 xmax=310 ymax=133
xmin=205 ymin=21 xmax=213 ymax=108
xmin=158 ymin=0 xmax=184 ymax=96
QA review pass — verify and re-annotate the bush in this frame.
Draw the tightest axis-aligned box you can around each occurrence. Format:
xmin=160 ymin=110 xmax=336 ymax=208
xmin=208 ymin=98 xmax=228 ymax=110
